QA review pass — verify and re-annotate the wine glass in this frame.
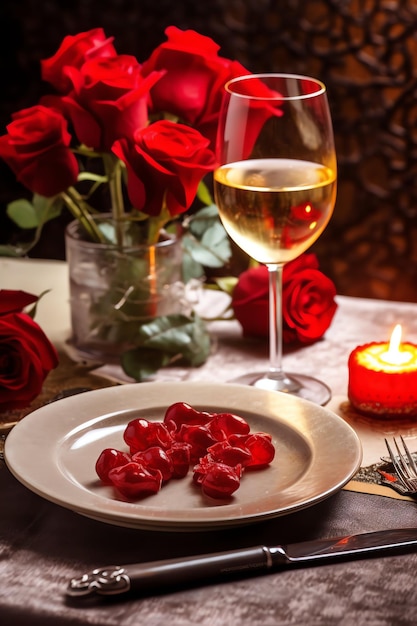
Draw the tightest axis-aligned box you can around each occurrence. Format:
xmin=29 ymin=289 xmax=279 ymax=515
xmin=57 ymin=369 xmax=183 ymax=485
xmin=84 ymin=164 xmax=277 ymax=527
xmin=213 ymin=73 xmax=337 ymax=404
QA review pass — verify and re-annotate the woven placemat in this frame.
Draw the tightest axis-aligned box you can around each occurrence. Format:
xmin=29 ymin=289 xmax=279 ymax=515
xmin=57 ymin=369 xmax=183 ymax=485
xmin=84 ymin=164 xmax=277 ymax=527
xmin=0 ymin=350 xmax=118 ymax=431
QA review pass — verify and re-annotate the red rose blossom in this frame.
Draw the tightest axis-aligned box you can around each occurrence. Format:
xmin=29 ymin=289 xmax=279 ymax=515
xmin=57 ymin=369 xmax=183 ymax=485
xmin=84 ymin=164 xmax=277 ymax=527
xmin=0 ymin=290 xmax=38 ymax=314
xmin=41 ymin=28 xmax=117 ymax=94
xmin=0 ymin=290 xmax=59 ymax=412
xmin=231 ymin=266 xmax=270 ymax=339
xmin=61 ymin=56 xmax=163 ymax=152
xmin=141 ymin=26 xmax=251 ymax=148
xmin=0 ymin=105 xmax=79 ymax=197
xmin=282 ymin=254 xmax=337 ymax=343
xmin=232 ymin=255 xmax=337 ymax=344
xmin=112 ymin=120 xmax=216 ymax=217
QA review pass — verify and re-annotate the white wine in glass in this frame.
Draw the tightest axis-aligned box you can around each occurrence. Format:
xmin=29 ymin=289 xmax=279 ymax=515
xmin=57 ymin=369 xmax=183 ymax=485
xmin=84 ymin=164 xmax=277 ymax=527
xmin=214 ymin=73 xmax=337 ymax=404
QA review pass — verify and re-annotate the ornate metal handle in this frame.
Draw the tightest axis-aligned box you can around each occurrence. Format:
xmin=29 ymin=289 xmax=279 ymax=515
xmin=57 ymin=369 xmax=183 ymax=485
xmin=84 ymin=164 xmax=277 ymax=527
xmin=67 ymin=566 xmax=131 ymax=597
xmin=66 ymin=547 xmax=272 ymax=598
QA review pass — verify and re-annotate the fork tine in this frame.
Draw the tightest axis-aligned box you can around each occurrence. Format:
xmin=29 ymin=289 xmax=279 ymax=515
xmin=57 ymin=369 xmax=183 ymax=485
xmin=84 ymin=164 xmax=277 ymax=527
xmin=400 ymin=436 xmax=417 ymax=477
xmin=393 ymin=437 xmax=414 ymax=480
xmin=393 ymin=437 xmax=411 ymax=478
xmin=385 ymin=438 xmax=408 ymax=482
xmin=383 ymin=438 xmax=417 ymax=494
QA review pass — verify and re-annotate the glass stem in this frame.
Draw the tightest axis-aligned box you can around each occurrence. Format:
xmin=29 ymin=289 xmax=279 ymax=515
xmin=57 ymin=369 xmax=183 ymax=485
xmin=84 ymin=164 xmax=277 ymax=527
xmin=268 ymin=264 xmax=284 ymax=379
xmin=265 ymin=264 xmax=301 ymax=392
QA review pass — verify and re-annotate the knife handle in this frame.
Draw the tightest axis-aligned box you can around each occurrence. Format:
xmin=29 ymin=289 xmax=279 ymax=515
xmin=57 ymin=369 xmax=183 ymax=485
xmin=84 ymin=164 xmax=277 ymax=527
xmin=67 ymin=545 xmax=277 ymax=597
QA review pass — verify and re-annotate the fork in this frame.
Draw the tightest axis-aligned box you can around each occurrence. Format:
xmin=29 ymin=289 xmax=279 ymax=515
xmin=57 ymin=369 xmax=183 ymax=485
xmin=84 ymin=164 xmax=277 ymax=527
xmin=384 ymin=436 xmax=417 ymax=494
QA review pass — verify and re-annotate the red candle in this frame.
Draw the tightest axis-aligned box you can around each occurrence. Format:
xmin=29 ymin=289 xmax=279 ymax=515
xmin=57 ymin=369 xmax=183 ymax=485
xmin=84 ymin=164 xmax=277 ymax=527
xmin=348 ymin=325 xmax=417 ymax=418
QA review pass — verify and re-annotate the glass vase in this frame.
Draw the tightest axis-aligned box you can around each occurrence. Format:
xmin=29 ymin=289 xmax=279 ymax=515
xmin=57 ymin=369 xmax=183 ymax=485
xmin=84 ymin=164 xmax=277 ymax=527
xmin=65 ymin=215 xmax=185 ymax=362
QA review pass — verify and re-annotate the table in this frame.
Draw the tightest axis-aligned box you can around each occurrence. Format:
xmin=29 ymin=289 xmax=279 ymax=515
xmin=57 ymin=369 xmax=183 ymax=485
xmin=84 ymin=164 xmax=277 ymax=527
xmin=1 ymin=258 xmax=417 ymax=625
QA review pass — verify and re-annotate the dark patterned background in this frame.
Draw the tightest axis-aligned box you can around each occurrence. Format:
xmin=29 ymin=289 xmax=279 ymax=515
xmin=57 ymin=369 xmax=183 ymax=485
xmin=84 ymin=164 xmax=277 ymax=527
xmin=1 ymin=0 xmax=417 ymax=302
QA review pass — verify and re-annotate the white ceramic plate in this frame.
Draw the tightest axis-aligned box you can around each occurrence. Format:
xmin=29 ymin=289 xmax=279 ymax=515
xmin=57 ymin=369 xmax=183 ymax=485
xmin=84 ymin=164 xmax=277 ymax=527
xmin=5 ymin=382 xmax=362 ymax=531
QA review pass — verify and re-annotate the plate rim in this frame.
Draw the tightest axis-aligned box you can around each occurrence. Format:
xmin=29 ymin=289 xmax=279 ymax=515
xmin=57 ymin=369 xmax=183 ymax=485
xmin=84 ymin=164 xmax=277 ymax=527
xmin=4 ymin=382 xmax=362 ymax=530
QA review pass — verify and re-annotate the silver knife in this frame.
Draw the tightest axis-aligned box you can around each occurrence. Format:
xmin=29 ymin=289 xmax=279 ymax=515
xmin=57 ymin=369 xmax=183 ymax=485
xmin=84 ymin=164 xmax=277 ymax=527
xmin=67 ymin=528 xmax=417 ymax=598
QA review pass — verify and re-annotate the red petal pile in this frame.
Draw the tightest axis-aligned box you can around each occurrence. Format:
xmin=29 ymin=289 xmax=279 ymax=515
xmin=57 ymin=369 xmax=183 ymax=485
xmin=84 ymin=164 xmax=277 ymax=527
xmin=95 ymin=402 xmax=275 ymax=500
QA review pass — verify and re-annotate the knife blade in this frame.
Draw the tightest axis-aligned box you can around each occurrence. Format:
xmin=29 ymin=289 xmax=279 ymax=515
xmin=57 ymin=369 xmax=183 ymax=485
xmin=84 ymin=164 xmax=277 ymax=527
xmin=67 ymin=527 xmax=417 ymax=598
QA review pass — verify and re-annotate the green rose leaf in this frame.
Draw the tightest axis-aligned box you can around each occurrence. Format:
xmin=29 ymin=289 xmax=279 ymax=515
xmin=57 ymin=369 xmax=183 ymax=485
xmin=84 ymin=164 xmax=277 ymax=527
xmin=182 ymin=221 xmax=231 ymax=270
xmin=199 ymin=221 xmax=232 ymax=267
xmin=121 ymin=312 xmax=211 ymax=381
xmin=185 ymin=205 xmax=231 ymax=269
xmin=33 ymin=194 xmax=63 ymax=223
xmin=7 ymin=199 xmax=40 ymax=229
xmin=182 ymin=251 xmax=205 ymax=283
xmin=138 ymin=312 xmax=211 ymax=365
xmin=188 ymin=204 xmax=220 ymax=237
xmin=7 ymin=194 xmax=63 ymax=230
xmin=121 ymin=348 xmax=172 ymax=382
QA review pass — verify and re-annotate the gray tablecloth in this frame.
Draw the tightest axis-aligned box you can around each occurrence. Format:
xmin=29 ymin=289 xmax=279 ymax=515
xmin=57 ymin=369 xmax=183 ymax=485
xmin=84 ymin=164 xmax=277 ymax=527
xmin=1 ymin=462 xmax=417 ymax=626
xmin=3 ymin=285 xmax=417 ymax=625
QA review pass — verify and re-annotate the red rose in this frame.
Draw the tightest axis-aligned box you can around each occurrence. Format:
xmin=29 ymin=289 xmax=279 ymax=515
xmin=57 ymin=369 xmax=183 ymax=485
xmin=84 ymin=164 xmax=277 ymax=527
xmin=232 ymin=255 xmax=337 ymax=344
xmin=0 ymin=105 xmax=79 ymax=197
xmin=41 ymin=28 xmax=117 ymax=93
xmin=61 ymin=56 xmax=163 ymax=152
xmin=0 ymin=290 xmax=59 ymax=412
xmin=282 ymin=254 xmax=337 ymax=343
xmin=141 ymin=26 xmax=251 ymax=148
xmin=112 ymin=120 xmax=216 ymax=217
xmin=0 ymin=290 xmax=38 ymax=314
xmin=231 ymin=265 xmax=270 ymax=338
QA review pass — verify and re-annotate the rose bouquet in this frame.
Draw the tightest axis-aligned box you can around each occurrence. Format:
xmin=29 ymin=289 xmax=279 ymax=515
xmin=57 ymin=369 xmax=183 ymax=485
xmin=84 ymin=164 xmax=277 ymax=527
xmin=0 ymin=26 xmax=256 ymax=379
xmin=0 ymin=290 xmax=58 ymax=412
xmin=0 ymin=26 xmax=251 ymax=254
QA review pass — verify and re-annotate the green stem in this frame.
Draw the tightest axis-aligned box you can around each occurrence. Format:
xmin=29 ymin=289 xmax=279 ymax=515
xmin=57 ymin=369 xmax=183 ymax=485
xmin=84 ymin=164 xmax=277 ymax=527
xmin=103 ymin=153 xmax=125 ymax=247
xmin=147 ymin=200 xmax=171 ymax=245
xmin=61 ymin=189 xmax=106 ymax=243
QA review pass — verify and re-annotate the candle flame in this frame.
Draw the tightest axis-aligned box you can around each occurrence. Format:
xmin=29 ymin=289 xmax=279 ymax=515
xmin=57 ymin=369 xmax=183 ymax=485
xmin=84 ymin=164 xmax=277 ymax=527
xmin=380 ymin=324 xmax=412 ymax=365
xmin=389 ymin=324 xmax=402 ymax=354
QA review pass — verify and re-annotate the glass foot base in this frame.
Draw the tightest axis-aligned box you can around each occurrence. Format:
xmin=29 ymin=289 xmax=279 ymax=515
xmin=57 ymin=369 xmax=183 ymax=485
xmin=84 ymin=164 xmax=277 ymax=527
xmin=229 ymin=372 xmax=331 ymax=406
